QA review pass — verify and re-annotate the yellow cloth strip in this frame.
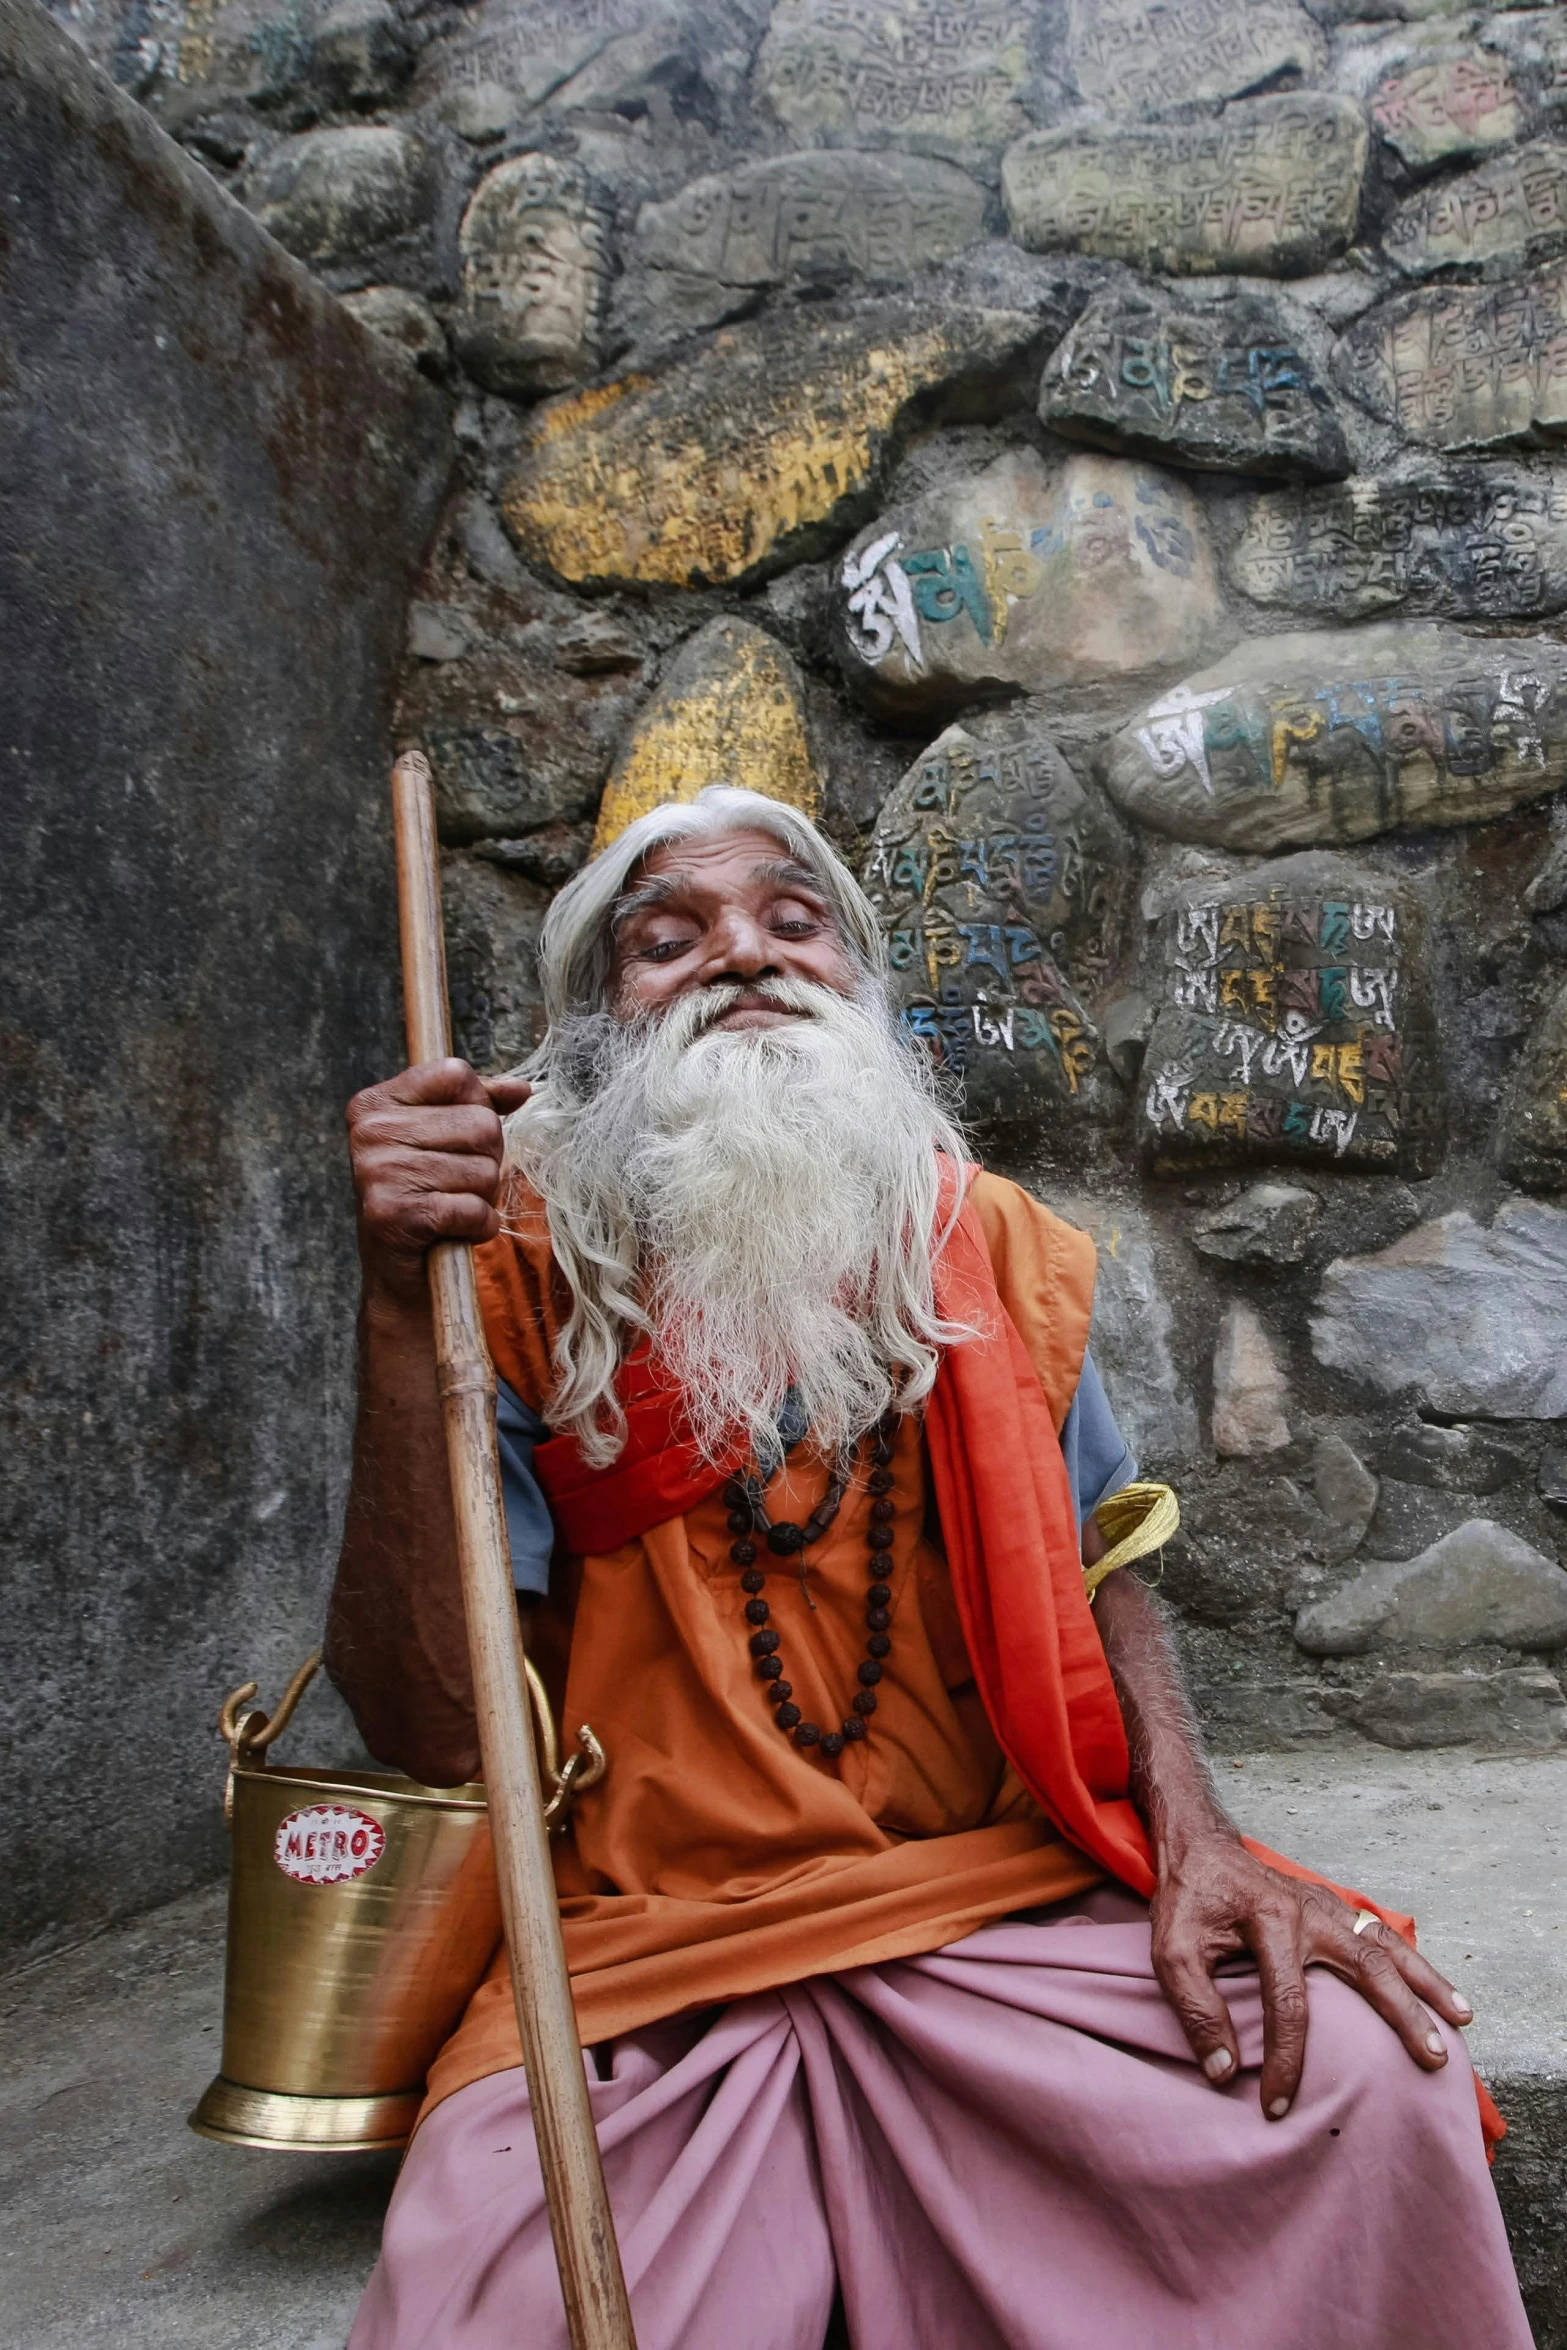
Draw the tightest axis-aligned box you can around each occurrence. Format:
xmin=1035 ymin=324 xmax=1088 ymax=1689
xmin=1083 ymin=1480 xmax=1181 ymax=1599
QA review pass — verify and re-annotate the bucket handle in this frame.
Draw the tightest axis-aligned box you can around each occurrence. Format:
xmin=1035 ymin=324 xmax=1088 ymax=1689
xmin=215 ymin=1652 xmax=606 ymax=1832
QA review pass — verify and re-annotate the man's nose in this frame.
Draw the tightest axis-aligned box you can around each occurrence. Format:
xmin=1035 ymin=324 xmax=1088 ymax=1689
xmin=702 ymin=908 xmax=779 ymax=983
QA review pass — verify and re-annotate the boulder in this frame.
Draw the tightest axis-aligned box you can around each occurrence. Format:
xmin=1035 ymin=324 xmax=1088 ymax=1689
xmin=618 ymin=152 xmax=985 ymax=355
xmin=1295 ymin=1520 xmax=1567 ymax=1655
xmin=860 ymin=716 xmax=1127 ymax=1149
xmin=1192 ymin=1181 xmax=1319 ymax=1265
xmin=1499 ymin=977 xmax=1567 ymax=1192
xmin=442 ymin=851 xmax=548 ymax=1071
xmin=1369 ymin=45 xmax=1522 ymax=170
xmin=1098 ymin=623 xmax=1567 ymax=851
xmin=251 ymin=125 xmax=434 ymax=284
xmin=755 ymin=0 xmax=1037 ymax=169
xmin=1383 ymin=141 xmax=1567 ymax=279
xmin=1004 ymin=95 xmax=1365 ymax=280
xmin=1212 ymin=1302 xmax=1291 ymax=1456
xmin=417 ymin=0 xmax=672 ymax=119
xmin=452 ymin=155 xmax=609 ymax=397
xmin=1381 ymin=1421 xmax=1530 ymax=1496
xmin=1311 ymin=1198 xmax=1567 ymax=1419
xmin=1226 ymin=467 xmax=1567 ymax=625
xmin=1137 ymin=853 xmax=1437 ymax=1178
xmin=1327 ymin=1666 xmax=1567 ymax=1751
xmin=1362 ymin=1478 xmax=1467 ymax=1564
xmin=831 ymin=448 xmax=1228 ymax=721
xmin=500 ymin=298 xmax=1044 ymax=588
xmin=1063 ymin=0 xmax=1325 ymax=117
xmin=594 ymin=618 xmax=818 ymax=851
xmin=1040 ymin=288 xmax=1348 ymax=480
xmin=1312 ymin=1431 xmax=1379 ymax=1563
xmin=1333 ymin=264 xmax=1567 ymax=452
xmin=340 ymin=285 xmax=448 ymax=378
xmin=306 ymin=0 xmax=414 ymax=108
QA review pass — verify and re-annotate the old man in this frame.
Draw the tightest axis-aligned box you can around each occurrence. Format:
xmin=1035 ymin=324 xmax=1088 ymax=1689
xmin=329 ymin=785 xmax=1529 ymax=2350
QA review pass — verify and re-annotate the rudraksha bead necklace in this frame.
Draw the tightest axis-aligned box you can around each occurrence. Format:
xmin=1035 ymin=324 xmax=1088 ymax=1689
xmin=727 ymin=1413 xmax=899 ymax=1760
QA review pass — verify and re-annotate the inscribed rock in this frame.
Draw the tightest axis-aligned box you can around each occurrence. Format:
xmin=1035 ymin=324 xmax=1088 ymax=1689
xmin=1369 ymin=46 xmax=1520 ymax=169
xmin=1384 ymin=140 xmax=1567 ymax=278
xmin=756 ymin=0 xmax=1036 ymax=168
xmin=1064 ymin=0 xmax=1325 ymax=117
xmin=1333 ymin=265 xmax=1567 ymax=451
xmin=453 ymin=155 xmax=609 ymax=396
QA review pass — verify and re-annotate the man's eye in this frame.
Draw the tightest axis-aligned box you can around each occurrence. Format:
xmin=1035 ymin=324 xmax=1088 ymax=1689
xmin=640 ymin=935 xmax=694 ymax=962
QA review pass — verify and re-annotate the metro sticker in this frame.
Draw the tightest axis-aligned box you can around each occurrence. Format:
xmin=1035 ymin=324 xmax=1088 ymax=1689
xmin=273 ymin=1804 xmax=386 ymax=1887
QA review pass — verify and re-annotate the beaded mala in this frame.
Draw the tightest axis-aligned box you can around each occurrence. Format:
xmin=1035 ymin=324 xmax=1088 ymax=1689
xmin=726 ymin=1413 xmax=899 ymax=1760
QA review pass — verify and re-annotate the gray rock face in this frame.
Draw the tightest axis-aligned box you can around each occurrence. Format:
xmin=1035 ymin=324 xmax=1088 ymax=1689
xmin=832 ymin=448 xmax=1228 ymax=720
xmin=1362 ymin=1477 xmax=1467 ymax=1564
xmin=1311 ymin=1198 xmax=1567 ymax=1418
xmin=755 ymin=0 xmax=1038 ymax=167
xmin=1212 ymin=1302 xmax=1291 ymax=1456
xmin=1382 ymin=1420 xmax=1529 ymax=1495
xmin=1044 ymin=1191 xmax=1201 ymax=1465
xmin=1327 ymin=1667 xmax=1567 ymax=1751
xmin=1539 ymin=1449 xmax=1567 ymax=1511
xmin=1334 ymin=264 xmax=1567 ymax=452
xmin=252 ymin=125 xmax=434 ymax=284
xmin=1312 ymin=1431 xmax=1379 ymax=1563
xmin=453 ymin=155 xmax=609 ymax=397
xmin=861 ymin=717 xmax=1127 ymax=1149
xmin=307 ymin=0 xmax=414 ymax=108
xmin=443 ymin=852 xmax=548 ymax=1070
xmin=1227 ymin=467 xmax=1567 ymax=624
xmin=1063 ymin=0 xmax=1325 ymax=117
xmin=341 ymin=285 xmax=449 ymax=378
xmin=619 ymin=152 xmax=986 ymax=355
xmin=1369 ymin=45 xmax=1522 ymax=170
xmin=1499 ymin=976 xmax=1567 ymax=1192
xmin=1384 ymin=141 xmax=1567 ymax=279
xmin=1296 ymin=1521 xmax=1567 ymax=1655
xmin=1138 ymin=854 xmax=1436 ymax=1177
xmin=1192 ymin=1181 xmax=1320 ymax=1265
xmin=1040 ymin=289 xmax=1348 ymax=481
xmin=1099 ymin=623 xmax=1567 ymax=851
xmin=1004 ymin=96 xmax=1366 ymax=280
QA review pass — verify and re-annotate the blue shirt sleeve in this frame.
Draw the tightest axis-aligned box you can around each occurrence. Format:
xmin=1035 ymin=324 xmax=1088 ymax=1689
xmin=1059 ymin=1350 xmax=1139 ymax=1530
xmin=496 ymin=1377 xmax=554 ymax=1598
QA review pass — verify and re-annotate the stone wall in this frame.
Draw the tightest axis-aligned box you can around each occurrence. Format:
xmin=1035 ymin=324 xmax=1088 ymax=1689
xmin=47 ymin=0 xmax=1567 ymax=1761
xmin=0 ymin=0 xmax=449 ymax=1959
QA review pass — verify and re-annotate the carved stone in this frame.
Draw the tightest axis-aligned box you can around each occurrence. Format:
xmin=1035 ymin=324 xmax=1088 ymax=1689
xmin=861 ymin=719 xmax=1128 ymax=1146
xmin=593 ymin=618 xmax=819 ymax=850
xmin=1064 ymin=0 xmax=1324 ymax=118
xmin=1227 ymin=467 xmax=1567 ymax=623
xmin=832 ymin=447 xmax=1227 ymax=719
xmin=1333 ymin=264 xmax=1567 ymax=451
xmin=618 ymin=152 xmax=985 ymax=354
xmin=1500 ymin=977 xmax=1567 ymax=1192
xmin=500 ymin=298 xmax=1041 ymax=588
xmin=1100 ymin=623 xmax=1567 ymax=851
xmin=1384 ymin=141 xmax=1567 ymax=279
xmin=1370 ymin=47 xmax=1521 ymax=170
xmin=1002 ymin=96 xmax=1366 ymax=279
xmin=453 ymin=154 xmax=609 ymax=397
xmin=1138 ymin=854 xmax=1438 ymax=1178
xmin=417 ymin=0 xmax=659 ymax=116
xmin=1040 ymin=288 xmax=1348 ymax=481
xmin=756 ymin=0 xmax=1036 ymax=168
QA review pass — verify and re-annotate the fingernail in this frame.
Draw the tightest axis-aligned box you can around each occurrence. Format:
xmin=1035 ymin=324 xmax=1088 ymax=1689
xmin=1452 ymin=1995 xmax=1473 ymax=2019
xmin=1203 ymin=2049 xmax=1234 ymax=2081
xmin=1267 ymin=2096 xmax=1290 ymax=2120
xmin=1426 ymin=2031 xmax=1446 ymax=2058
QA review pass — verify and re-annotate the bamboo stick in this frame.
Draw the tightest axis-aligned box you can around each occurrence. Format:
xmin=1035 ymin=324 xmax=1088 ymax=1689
xmin=390 ymin=750 xmax=637 ymax=2350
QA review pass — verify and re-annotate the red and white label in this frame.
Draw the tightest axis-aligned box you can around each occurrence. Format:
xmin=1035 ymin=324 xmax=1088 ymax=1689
xmin=273 ymin=1804 xmax=386 ymax=1887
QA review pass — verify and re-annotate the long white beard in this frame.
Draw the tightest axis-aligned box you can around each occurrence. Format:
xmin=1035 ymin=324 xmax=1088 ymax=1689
xmin=504 ymin=976 xmax=972 ymax=1467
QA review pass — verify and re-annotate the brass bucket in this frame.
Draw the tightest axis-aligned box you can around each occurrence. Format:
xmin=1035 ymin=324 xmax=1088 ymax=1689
xmin=190 ymin=1653 xmax=603 ymax=2154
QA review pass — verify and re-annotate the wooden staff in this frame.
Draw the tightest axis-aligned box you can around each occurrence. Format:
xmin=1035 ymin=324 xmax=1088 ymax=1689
xmin=390 ymin=749 xmax=638 ymax=2350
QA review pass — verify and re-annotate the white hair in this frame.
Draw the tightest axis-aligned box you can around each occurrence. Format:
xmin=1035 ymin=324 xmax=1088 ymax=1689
xmin=502 ymin=786 xmax=974 ymax=1466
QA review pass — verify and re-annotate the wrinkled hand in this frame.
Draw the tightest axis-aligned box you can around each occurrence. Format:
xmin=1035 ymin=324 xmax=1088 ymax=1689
xmin=1151 ymin=1829 xmax=1473 ymax=2117
xmin=347 ymin=1058 xmax=531 ymax=1308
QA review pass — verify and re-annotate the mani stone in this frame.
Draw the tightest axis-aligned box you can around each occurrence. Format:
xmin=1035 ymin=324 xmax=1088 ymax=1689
xmin=418 ymin=0 xmax=656 ymax=118
xmin=593 ymin=618 xmax=819 ymax=852
xmin=755 ymin=0 xmax=1036 ymax=169
xmin=1332 ymin=264 xmax=1567 ymax=453
xmin=618 ymin=152 xmax=986 ymax=355
xmin=1384 ymin=141 xmax=1567 ymax=279
xmin=831 ymin=448 xmax=1227 ymax=722
xmin=1369 ymin=47 xmax=1521 ymax=170
xmin=453 ymin=155 xmax=609 ymax=398
xmin=1098 ymin=622 xmax=1567 ymax=852
xmin=1227 ymin=467 xmax=1567 ymax=625
xmin=1310 ymin=1197 xmax=1567 ymax=1419
xmin=500 ymin=299 xmax=1041 ymax=588
xmin=1064 ymin=0 xmax=1324 ymax=117
xmin=1039 ymin=289 xmax=1348 ymax=482
xmin=1002 ymin=96 xmax=1366 ymax=281
xmin=251 ymin=126 xmax=433 ymax=280
xmin=1499 ymin=975 xmax=1567 ymax=1192
xmin=1294 ymin=1521 xmax=1567 ymax=1656
xmin=1327 ymin=1666 xmax=1567 ymax=1752
xmin=1212 ymin=1303 xmax=1291 ymax=1457
xmin=1191 ymin=1180 xmax=1319 ymax=1265
xmin=860 ymin=718 xmax=1126 ymax=1146
xmin=1381 ymin=1420 xmax=1528 ymax=1497
xmin=1137 ymin=855 xmax=1435 ymax=1179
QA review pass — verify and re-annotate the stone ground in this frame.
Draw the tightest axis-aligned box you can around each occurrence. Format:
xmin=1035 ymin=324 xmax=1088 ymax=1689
xmin=2 ymin=1747 xmax=1563 ymax=2349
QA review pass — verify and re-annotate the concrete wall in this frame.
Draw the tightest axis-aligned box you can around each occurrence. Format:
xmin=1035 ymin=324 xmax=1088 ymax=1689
xmin=0 ymin=0 xmax=449 ymax=1960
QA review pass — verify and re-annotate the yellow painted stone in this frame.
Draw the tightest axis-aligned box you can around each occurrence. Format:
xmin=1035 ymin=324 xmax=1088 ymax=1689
xmin=503 ymin=303 xmax=1033 ymax=588
xmin=593 ymin=618 xmax=820 ymax=850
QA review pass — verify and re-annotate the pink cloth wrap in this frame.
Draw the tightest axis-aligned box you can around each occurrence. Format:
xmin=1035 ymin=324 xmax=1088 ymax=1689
xmin=350 ymin=1892 xmax=1531 ymax=2350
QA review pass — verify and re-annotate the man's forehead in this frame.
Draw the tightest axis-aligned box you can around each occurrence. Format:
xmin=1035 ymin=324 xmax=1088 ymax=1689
xmin=618 ymin=826 xmax=835 ymax=909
